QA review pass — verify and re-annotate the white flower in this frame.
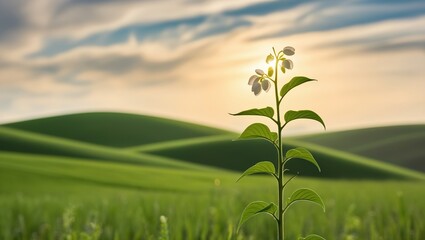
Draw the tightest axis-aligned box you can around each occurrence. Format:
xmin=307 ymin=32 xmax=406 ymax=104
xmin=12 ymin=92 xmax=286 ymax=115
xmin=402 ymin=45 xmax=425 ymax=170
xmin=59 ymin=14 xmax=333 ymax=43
xmin=248 ymin=75 xmax=259 ymax=85
xmin=283 ymin=59 xmax=293 ymax=70
xmin=283 ymin=46 xmax=295 ymax=56
xmin=255 ymin=69 xmax=265 ymax=75
xmin=251 ymin=80 xmax=262 ymax=96
xmin=249 ymin=69 xmax=271 ymax=96
xmin=262 ymin=79 xmax=271 ymax=92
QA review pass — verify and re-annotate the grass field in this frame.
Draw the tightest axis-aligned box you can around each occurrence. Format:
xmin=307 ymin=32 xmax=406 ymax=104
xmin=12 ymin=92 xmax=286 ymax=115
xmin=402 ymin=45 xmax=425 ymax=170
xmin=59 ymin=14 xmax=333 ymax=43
xmin=1 ymin=112 xmax=424 ymax=239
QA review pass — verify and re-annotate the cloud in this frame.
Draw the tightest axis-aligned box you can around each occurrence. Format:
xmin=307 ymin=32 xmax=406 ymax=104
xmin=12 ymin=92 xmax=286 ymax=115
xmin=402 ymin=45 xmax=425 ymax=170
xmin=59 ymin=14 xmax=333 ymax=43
xmin=0 ymin=0 xmax=424 ymax=133
xmin=252 ymin=1 xmax=425 ymax=40
xmin=40 ymin=0 xmax=269 ymax=39
xmin=30 ymin=14 xmax=251 ymax=58
xmin=0 ymin=0 xmax=268 ymax=57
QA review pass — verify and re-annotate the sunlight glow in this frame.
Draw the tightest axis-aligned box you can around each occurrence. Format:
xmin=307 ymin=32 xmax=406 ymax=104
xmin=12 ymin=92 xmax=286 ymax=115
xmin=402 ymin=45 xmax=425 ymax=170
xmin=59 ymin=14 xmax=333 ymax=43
xmin=0 ymin=1 xmax=423 ymax=134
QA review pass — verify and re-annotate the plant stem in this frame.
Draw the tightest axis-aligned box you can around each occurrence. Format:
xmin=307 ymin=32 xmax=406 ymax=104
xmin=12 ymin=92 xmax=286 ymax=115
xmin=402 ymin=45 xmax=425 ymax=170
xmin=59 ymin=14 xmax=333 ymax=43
xmin=273 ymin=51 xmax=284 ymax=240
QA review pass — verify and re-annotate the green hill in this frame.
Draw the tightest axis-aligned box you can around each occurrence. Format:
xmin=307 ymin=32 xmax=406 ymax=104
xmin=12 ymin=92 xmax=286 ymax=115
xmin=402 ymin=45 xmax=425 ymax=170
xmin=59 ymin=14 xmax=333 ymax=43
xmin=0 ymin=126 xmax=209 ymax=171
xmin=3 ymin=112 xmax=230 ymax=147
xmin=1 ymin=112 xmax=424 ymax=180
xmin=137 ymin=136 xmax=425 ymax=180
xmin=292 ymin=125 xmax=425 ymax=171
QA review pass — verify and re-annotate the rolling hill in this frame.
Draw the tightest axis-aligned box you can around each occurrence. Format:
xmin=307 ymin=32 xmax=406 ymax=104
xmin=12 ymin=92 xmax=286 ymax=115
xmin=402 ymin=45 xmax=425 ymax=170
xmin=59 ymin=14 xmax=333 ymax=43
xmin=292 ymin=125 xmax=425 ymax=171
xmin=3 ymin=112 xmax=230 ymax=147
xmin=138 ymin=136 xmax=425 ymax=180
xmin=0 ymin=126 xmax=209 ymax=171
xmin=0 ymin=112 xmax=424 ymax=180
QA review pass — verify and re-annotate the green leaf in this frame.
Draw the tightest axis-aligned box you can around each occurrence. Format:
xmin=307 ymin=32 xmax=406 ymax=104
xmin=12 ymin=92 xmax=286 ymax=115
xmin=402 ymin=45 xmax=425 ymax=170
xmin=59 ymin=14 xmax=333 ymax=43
xmin=280 ymin=76 xmax=316 ymax=98
xmin=285 ymin=147 xmax=321 ymax=172
xmin=286 ymin=188 xmax=325 ymax=213
xmin=298 ymin=234 xmax=326 ymax=240
xmin=238 ymin=123 xmax=278 ymax=143
xmin=237 ymin=161 xmax=276 ymax=182
xmin=237 ymin=201 xmax=277 ymax=232
xmin=266 ymin=54 xmax=274 ymax=64
xmin=230 ymin=107 xmax=274 ymax=119
xmin=268 ymin=66 xmax=274 ymax=77
xmin=284 ymin=110 xmax=326 ymax=129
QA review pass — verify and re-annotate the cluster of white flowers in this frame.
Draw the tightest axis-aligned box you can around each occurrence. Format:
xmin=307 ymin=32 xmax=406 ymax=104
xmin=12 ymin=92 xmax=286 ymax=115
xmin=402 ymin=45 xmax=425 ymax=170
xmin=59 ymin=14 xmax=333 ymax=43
xmin=248 ymin=69 xmax=271 ymax=96
xmin=248 ymin=46 xmax=295 ymax=96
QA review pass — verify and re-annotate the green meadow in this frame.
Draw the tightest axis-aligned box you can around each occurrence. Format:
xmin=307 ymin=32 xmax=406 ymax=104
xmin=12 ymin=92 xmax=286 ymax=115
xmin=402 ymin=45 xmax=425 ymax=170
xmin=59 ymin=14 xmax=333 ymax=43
xmin=1 ymin=112 xmax=424 ymax=239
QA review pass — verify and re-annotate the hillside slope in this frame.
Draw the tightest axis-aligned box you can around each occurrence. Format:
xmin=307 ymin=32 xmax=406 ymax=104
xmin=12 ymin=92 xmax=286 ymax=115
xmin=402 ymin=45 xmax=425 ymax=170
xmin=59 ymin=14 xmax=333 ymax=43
xmin=3 ymin=112 xmax=230 ymax=147
xmin=1 ymin=112 xmax=423 ymax=179
xmin=292 ymin=125 xmax=425 ymax=171
xmin=0 ymin=126 xmax=210 ymax=171
xmin=136 ymin=136 xmax=425 ymax=180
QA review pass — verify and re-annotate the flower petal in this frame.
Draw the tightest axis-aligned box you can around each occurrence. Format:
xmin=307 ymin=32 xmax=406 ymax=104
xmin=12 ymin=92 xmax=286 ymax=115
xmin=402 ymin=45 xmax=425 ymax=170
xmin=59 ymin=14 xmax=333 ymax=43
xmin=283 ymin=46 xmax=295 ymax=56
xmin=252 ymin=82 xmax=262 ymax=96
xmin=248 ymin=75 xmax=259 ymax=85
xmin=284 ymin=59 xmax=293 ymax=70
xmin=255 ymin=69 xmax=265 ymax=75
xmin=262 ymin=80 xmax=271 ymax=92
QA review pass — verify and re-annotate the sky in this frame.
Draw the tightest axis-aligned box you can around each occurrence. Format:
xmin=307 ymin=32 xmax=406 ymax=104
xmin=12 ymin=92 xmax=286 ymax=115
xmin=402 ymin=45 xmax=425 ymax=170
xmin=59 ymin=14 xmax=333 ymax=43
xmin=0 ymin=0 xmax=424 ymax=135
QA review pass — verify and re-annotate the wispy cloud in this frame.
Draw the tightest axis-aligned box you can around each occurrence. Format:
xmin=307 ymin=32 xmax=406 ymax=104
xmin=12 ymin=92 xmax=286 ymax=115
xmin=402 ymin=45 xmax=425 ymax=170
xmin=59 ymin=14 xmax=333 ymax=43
xmin=0 ymin=0 xmax=424 ymax=133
